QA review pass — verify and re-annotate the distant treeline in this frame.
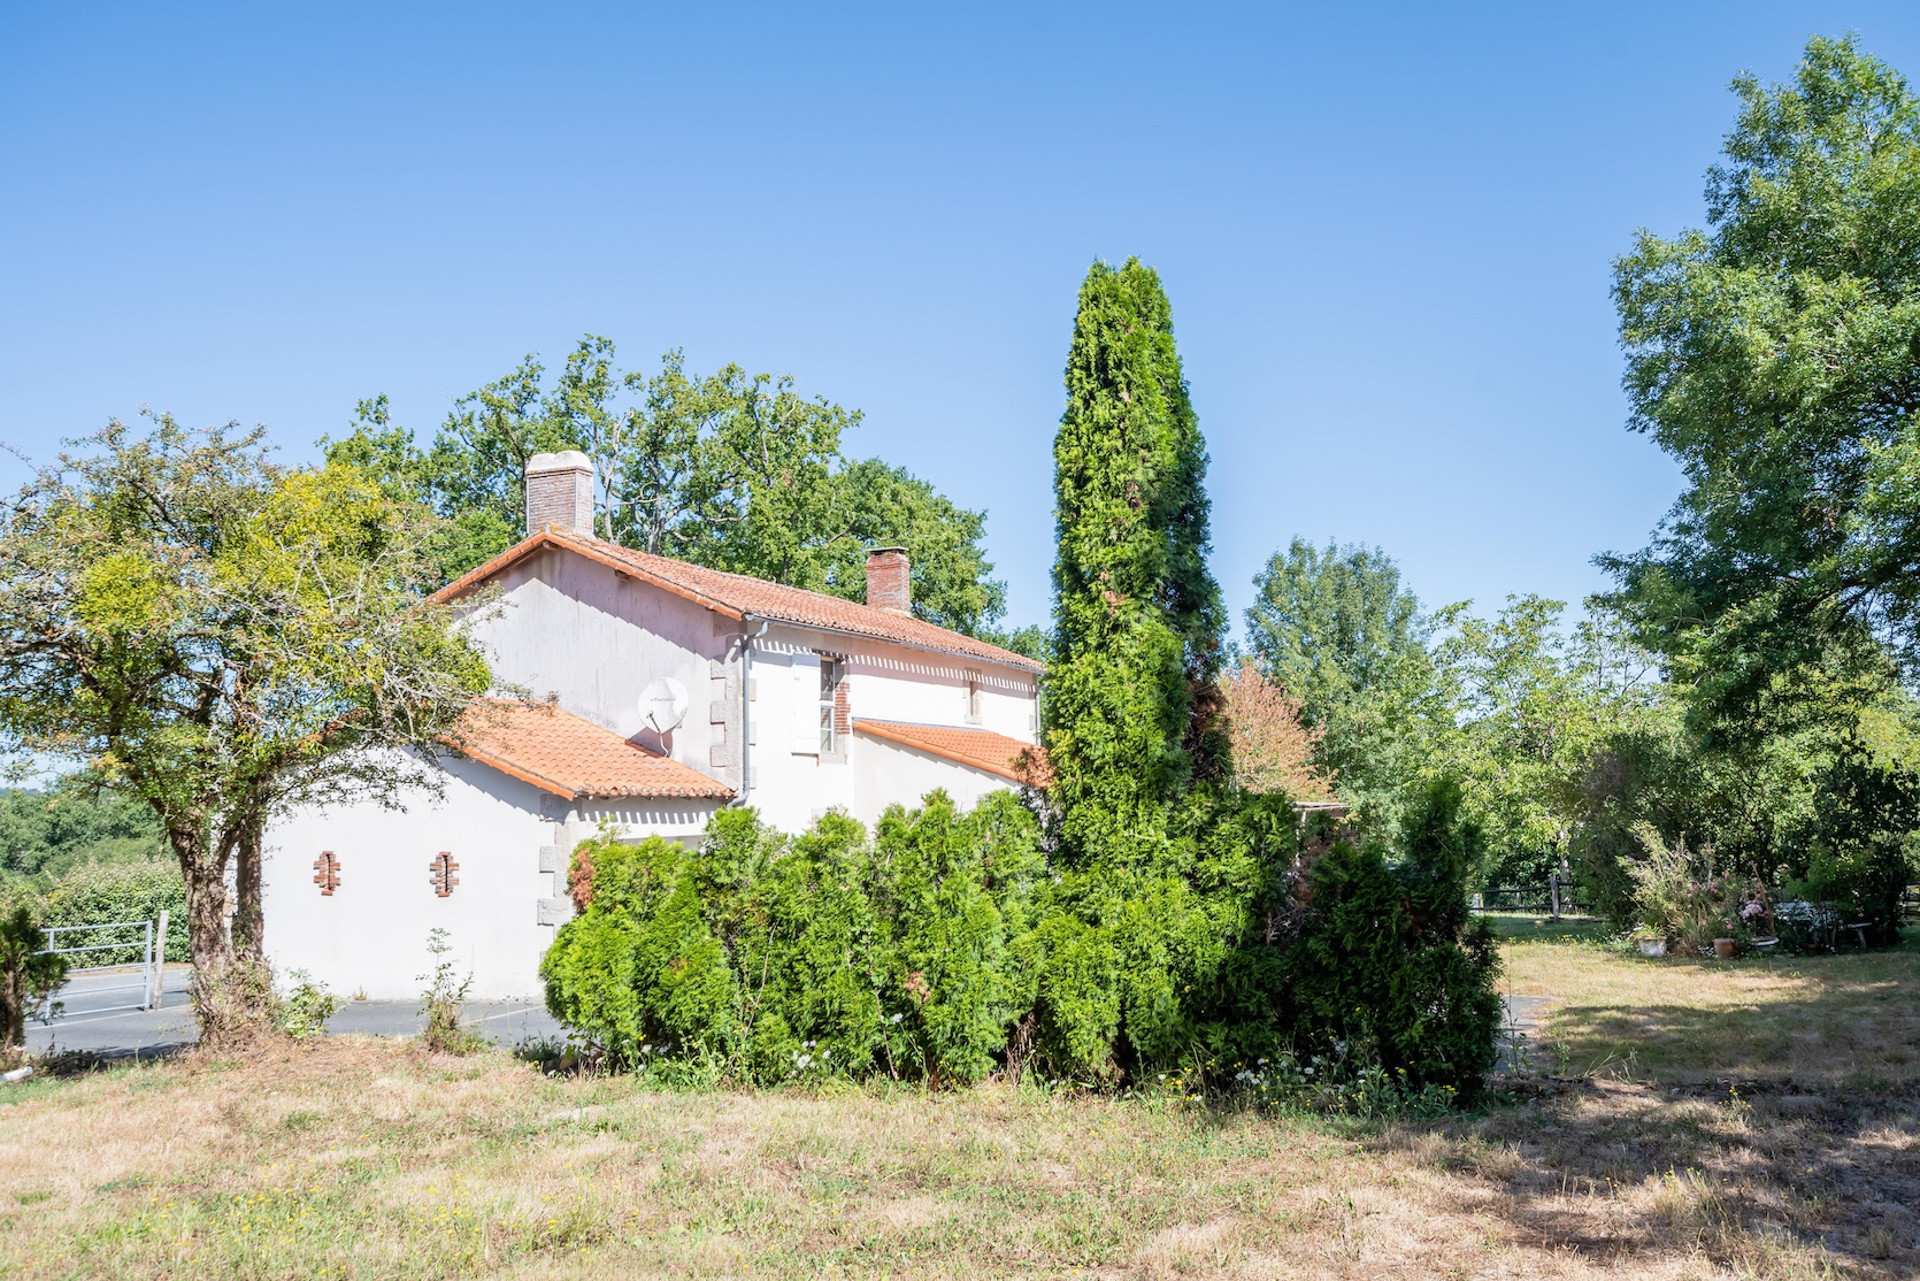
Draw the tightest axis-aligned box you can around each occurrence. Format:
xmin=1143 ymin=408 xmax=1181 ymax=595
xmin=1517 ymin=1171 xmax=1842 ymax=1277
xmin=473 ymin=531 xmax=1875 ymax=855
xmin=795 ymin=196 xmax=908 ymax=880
xmin=0 ymin=780 xmax=166 ymax=881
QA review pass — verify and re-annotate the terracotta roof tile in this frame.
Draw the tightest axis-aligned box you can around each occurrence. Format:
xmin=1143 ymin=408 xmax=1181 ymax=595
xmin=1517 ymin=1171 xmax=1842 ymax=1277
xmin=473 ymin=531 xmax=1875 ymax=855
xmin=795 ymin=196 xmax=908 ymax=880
xmin=433 ymin=529 xmax=1044 ymax=673
xmin=445 ymin=699 xmax=734 ymax=801
xmin=853 ymin=719 xmax=1051 ymax=787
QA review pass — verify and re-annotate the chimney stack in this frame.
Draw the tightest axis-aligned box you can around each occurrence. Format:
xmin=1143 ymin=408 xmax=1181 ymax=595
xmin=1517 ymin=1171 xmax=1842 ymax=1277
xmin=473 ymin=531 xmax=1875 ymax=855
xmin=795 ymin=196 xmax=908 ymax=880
xmin=525 ymin=451 xmax=593 ymax=537
xmin=865 ymin=547 xmax=911 ymax=614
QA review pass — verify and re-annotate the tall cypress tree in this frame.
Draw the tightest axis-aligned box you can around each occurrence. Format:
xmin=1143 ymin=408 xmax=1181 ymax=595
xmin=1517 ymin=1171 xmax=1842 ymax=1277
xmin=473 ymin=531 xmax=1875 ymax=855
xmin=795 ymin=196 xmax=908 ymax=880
xmin=1047 ymin=257 xmax=1224 ymax=866
xmin=1036 ymin=258 xmax=1228 ymax=1077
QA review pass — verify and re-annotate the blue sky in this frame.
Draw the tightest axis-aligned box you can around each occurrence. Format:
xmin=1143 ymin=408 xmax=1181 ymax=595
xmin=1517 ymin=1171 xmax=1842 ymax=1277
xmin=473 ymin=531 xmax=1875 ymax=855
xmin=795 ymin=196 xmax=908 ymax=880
xmin=4 ymin=2 xmax=1918 ymax=636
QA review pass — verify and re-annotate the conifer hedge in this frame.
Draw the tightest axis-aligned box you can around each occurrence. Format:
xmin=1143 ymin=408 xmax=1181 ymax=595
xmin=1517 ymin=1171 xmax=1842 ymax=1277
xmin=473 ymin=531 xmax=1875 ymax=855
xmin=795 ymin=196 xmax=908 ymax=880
xmin=540 ymin=784 xmax=1499 ymax=1096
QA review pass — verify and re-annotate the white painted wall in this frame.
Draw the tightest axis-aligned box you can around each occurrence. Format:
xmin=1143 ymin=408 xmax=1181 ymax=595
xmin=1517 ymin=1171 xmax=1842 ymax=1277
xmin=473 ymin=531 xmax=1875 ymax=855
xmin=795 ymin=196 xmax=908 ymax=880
xmin=454 ymin=540 xmax=1041 ymax=836
xmin=463 ymin=547 xmax=737 ymax=786
xmin=739 ymin=622 xmax=1039 ymax=833
xmin=850 ymin=734 xmax=1017 ymax=830
xmin=263 ymin=753 xmax=716 ymax=1000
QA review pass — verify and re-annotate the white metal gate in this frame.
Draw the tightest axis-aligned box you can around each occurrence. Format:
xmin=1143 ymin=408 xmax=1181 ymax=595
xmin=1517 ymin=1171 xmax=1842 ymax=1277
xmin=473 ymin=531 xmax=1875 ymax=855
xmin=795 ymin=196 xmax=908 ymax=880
xmin=37 ymin=910 xmax=170 ymax=1016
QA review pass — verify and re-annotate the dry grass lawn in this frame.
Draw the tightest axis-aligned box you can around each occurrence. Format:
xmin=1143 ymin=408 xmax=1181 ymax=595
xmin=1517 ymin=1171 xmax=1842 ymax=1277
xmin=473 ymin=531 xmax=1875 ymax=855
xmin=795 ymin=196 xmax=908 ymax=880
xmin=0 ymin=932 xmax=1914 ymax=1279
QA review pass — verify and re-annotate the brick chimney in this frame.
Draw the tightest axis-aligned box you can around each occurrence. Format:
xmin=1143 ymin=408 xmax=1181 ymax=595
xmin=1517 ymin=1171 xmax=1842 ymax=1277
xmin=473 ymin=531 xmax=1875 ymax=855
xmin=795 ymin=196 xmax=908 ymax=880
xmin=865 ymin=546 xmax=910 ymax=614
xmin=525 ymin=451 xmax=593 ymax=536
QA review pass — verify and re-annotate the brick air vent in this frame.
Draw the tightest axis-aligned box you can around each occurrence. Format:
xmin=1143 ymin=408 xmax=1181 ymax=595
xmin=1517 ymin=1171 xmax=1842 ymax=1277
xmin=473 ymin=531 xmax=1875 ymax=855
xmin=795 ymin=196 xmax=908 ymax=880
xmin=429 ymin=851 xmax=460 ymax=898
xmin=313 ymin=850 xmax=341 ymax=896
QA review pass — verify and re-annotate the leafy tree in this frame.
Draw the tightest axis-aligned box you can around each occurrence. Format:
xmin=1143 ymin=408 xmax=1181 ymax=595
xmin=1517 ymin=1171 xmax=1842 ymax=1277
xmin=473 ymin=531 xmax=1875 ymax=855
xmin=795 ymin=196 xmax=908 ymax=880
xmin=1603 ymin=37 xmax=1920 ymax=717
xmin=1435 ymin=598 xmax=1668 ymax=884
xmin=1038 ymin=257 xmax=1229 ymax=1077
xmin=1560 ymin=637 xmax=1917 ymax=925
xmin=1798 ymin=749 xmax=1920 ymax=944
xmin=0 ymin=416 xmax=491 ymax=1047
xmin=1217 ymin=659 xmax=1332 ymax=800
xmin=797 ymin=459 xmax=1007 ymax=636
xmin=325 ymin=340 xmax=1010 ymax=634
xmin=0 ymin=775 xmax=164 ymax=878
xmin=1245 ymin=539 xmax=1446 ymax=831
xmin=321 ymin=396 xmax=520 ymax=581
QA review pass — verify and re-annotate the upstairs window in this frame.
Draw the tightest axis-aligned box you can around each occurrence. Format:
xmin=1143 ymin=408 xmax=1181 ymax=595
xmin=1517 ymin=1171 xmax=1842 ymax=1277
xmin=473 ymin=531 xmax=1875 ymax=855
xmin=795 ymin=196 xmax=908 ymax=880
xmin=819 ymin=658 xmax=843 ymax=752
xmin=790 ymin=652 xmax=843 ymax=755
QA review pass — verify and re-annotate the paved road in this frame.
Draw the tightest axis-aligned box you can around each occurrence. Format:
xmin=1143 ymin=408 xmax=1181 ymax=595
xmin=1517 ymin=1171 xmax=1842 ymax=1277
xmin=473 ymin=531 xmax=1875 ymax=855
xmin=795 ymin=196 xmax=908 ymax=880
xmin=23 ymin=966 xmax=563 ymax=1058
xmin=30 ymin=969 xmax=1545 ymax=1069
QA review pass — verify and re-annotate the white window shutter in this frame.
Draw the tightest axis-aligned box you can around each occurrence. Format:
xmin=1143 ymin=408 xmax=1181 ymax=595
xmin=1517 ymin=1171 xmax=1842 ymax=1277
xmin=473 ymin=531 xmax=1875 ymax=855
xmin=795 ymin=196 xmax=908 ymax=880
xmin=789 ymin=652 xmax=822 ymax=753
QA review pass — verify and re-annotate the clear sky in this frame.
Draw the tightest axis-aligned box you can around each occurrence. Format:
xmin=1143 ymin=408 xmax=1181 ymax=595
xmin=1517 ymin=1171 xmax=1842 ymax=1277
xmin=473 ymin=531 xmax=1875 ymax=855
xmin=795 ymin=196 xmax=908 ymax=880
xmin=5 ymin=2 xmax=1918 ymax=636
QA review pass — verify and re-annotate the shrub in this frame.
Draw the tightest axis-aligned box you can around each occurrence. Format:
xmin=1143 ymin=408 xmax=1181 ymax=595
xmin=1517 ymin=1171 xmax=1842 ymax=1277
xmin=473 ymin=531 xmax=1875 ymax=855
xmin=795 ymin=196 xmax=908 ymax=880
xmin=0 ymin=907 xmax=69 ymax=1050
xmin=871 ymin=791 xmax=1015 ymax=1089
xmin=730 ymin=811 xmax=883 ymax=1083
xmin=540 ymin=783 xmax=1502 ymax=1103
xmin=543 ymin=797 xmax=1050 ymax=1087
xmin=39 ymin=861 xmax=187 ymax=962
xmin=277 ymin=969 xmax=343 ymax=1039
xmin=418 ymin=928 xmax=484 ymax=1055
xmin=1627 ymin=825 xmax=1768 ymax=952
xmin=542 ymin=834 xmax=738 ymax=1065
xmin=1275 ymin=780 xmax=1501 ymax=1098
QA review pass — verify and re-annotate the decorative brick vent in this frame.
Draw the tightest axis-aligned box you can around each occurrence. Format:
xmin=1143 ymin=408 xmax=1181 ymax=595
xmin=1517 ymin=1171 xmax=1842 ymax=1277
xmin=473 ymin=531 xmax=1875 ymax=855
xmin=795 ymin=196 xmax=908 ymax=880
xmin=313 ymin=850 xmax=341 ymax=896
xmin=429 ymin=851 xmax=460 ymax=898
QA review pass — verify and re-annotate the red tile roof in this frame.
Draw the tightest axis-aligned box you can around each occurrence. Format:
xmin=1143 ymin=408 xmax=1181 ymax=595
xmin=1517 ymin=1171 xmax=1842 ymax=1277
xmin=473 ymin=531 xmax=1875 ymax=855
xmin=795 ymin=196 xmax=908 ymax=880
xmin=853 ymin=719 xmax=1052 ymax=787
xmin=445 ymin=699 xmax=734 ymax=801
xmin=433 ymin=529 xmax=1044 ymax=673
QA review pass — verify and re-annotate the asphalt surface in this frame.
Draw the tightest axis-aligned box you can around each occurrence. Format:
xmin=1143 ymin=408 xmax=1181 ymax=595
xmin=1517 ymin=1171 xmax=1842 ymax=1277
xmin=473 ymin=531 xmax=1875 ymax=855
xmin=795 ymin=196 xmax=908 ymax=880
xmin=23 ymin=966 xmax=563 ymax=1058
xmin=28 ymin=966 xmax=1549 ymax=1068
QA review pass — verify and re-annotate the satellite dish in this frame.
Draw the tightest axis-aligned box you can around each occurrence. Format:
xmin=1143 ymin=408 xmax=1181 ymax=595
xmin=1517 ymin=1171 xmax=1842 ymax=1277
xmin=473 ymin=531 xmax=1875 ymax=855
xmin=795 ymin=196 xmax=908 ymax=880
xmin=640 ymin=677 xmax=689 ymax=733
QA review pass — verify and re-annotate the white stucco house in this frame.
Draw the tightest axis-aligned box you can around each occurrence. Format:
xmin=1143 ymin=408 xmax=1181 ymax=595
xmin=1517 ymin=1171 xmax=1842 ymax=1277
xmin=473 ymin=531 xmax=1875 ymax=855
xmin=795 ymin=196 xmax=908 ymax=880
xmin=263 ymin=452 xmax=1046 ymax=1000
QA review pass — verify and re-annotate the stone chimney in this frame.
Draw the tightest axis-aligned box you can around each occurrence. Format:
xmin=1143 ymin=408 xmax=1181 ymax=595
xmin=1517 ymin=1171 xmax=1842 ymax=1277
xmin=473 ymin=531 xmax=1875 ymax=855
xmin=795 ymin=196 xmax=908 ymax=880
xmin=865 ymin=546 xmax=910 ymax=614
xmin=525 ymin=451 xmax=593 ymax=536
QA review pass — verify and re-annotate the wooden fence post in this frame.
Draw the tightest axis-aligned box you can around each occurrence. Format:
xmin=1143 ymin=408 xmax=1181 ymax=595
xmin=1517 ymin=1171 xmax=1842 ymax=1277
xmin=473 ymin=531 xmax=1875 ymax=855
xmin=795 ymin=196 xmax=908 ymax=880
xmin=1549 ymin=873 xmax=1560 ymax=922
xmin=149 ymin=909 xmax=169 ymax=1010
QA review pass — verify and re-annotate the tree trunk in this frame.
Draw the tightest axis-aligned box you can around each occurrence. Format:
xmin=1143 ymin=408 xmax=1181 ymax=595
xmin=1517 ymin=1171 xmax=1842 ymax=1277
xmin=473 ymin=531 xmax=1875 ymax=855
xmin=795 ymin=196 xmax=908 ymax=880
xmin=175 ymin=821 xmax=273 ymax=1051
xmin=231 ymin=815 xmax=265 ymax=968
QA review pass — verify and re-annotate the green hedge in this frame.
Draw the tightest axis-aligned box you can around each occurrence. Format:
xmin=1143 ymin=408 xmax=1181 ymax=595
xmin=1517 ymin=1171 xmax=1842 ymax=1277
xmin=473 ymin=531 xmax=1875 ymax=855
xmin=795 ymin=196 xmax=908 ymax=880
xmin=37 ymin=861 xmax=187 ymax=964
xmin=542 ymin=783 xmax=1503 ymax=1098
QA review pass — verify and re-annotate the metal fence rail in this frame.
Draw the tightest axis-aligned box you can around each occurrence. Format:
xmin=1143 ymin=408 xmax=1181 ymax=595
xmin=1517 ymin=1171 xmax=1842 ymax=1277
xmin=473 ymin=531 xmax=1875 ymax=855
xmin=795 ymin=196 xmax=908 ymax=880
xmin=37 ymin=911 xmax=169 ymax=1017
xmin=1473 ymin=879 xmax=1594 ymax=916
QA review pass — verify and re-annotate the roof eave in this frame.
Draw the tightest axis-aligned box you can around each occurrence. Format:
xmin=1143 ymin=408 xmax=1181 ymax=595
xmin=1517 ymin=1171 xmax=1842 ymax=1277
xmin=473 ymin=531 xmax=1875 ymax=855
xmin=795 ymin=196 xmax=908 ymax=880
xmin=852 ymin=720 xmax=1034 ymax=785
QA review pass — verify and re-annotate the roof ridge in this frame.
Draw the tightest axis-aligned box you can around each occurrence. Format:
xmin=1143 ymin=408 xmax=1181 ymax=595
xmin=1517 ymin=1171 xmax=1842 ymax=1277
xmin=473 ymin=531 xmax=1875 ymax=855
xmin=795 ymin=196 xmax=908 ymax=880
xmin=434 ymin=529 xmax=1045 ymax=672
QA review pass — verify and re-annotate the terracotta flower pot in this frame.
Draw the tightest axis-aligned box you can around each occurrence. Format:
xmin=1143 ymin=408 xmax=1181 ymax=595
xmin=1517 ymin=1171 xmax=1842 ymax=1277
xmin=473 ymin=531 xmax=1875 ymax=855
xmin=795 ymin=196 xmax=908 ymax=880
xmin=1713 ymin=938 xmax=1736 ymax=959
